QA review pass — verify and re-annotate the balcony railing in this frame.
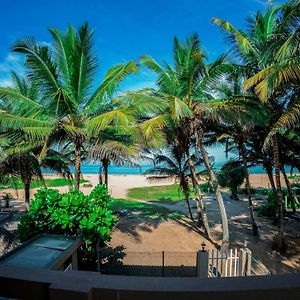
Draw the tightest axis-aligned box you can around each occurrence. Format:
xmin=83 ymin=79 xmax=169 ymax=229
xmin=0 ymin=265 xmax=299 ymax=300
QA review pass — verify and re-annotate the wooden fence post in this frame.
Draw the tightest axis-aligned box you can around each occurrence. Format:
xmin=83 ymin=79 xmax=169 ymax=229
xmin=239 ymin=248 xmax=252 ymax=276
xmin=196 ymin=250 xmax=209 ymax=278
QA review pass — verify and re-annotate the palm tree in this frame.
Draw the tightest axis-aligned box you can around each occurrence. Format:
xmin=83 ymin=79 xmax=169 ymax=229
xmin=89 ymin=137 xmax=140 ymax=186
xmin=217 ymin=160 xmax=246 ymax=201
xmin=145 ymin=145 xmax=205 ymax=220
xmin=137 ymin=35 xmax=242 ymax=248
xmin=213 ymin=2 xmax=300 ymax=250
xmin=0 ymin=23 xmax=139 ymax=190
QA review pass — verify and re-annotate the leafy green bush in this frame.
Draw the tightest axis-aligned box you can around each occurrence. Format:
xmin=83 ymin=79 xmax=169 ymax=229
xmin=199 ymin=182 xmax=215 ymax=193
xmin=217 ymin=160 xmax=246 ymax=200
xmin=18 ymin=185 xmax=117 ymax=251
xmin=258 ymin=189 xmax=300 ymax=217
xmin=258 ymin=191 xmax=277 ymax=217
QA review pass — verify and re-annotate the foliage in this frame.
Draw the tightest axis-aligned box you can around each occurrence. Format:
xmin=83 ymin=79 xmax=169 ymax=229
xmin=199 ymin=182 xmax=215 ymax=193
xmin=217 ymin=160 xmax=246 ymax=200
xmin=259 ymin=189 xmax=300 ymax=217
xmin=0 ymin=177 xmax=89 ymax=190
xmin=17 ymin=185 xmax=117 ymax=250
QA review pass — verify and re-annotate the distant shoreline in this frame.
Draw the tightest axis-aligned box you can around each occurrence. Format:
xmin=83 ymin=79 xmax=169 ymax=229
xmin=42 ymin=163 xmax=299 ymax=175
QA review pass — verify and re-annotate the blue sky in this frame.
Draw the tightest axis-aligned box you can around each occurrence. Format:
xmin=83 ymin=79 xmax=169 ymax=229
xmin=0 ymin=0 xmax=284 ymax=161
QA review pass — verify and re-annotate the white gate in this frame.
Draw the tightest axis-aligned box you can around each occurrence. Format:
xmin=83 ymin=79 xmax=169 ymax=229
xmin=209 ymin=248 xmax=241 ymax=277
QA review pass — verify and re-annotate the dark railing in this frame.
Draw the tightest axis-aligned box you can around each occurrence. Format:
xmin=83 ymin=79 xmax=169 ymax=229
xmin=99 ymin=251 xmax=197 ymax=277
xmin=0 ymin=265 xmax=299 ymax=300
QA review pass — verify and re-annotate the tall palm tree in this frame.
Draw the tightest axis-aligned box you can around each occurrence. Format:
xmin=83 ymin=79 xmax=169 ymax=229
xmin=213 ymin=2 xmax=299 ymax=250
xmin=0 ymin=23 xmax=139 ymax=190
xmin=136 ymin=35 xmax=243 ymax=248
xmin=145 ymin=145 xmax=205 ymax=220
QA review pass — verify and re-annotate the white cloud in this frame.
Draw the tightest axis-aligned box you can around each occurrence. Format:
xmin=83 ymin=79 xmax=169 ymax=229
xmin=0 ymin=79 xmax=14 ymax=87
xmin=0 ymin=53 xmax=25 ymax=87
xmin=124 ymin=81 xmax=157 ymax=92
xmin=38 ymin=41 xmax=52 ymax=47
xmin=6 ymin=53 xmax=21 ymax=63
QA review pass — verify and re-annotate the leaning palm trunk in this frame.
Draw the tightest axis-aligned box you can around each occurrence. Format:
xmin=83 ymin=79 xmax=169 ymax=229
xmin=24 ymin=180 xmax=30 ymax=211
xmin=74 ymin=143 xmax=81 ymax=190
xmin=264 ymin=161 xmax=276 ymax=192
xmin=98 ymin=166 xmax=104 ymax=184
xmin=196 ymin=131 xmax=229 ymax=249
xmin=181 ymin=177 xmax=194 ymax=221
xmin=187 ymin=154 xmax=211 ymax=239
xmin=272 ymin=135 xmax=285 ymax=251
xmin=101 ymin=158 xmax=109 ymax=186
xmin=239 ymin=142 xmax=259 ymax=236
xmin=281 ymin=166 xmax=297 ymax=214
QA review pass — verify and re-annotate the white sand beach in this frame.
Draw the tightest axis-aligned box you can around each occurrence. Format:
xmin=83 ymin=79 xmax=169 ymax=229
xmin=0 ymin=173 xmax=288 ymax=201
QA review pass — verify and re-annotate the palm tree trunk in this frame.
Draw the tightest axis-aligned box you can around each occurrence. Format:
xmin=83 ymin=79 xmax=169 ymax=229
xmin=185 ymin=196 xmax=194 ymax=221
xmin=24 ymin=180 xmax=30 ymax=210
xmin=98 ymin=166 xmax=103 ymax=184
xmin=102 ymin=159 xmax=109 ymax=186
xmin=187 ymin=153 xmax=211 ymax=239
xmin=230 ymin=186 xmax=239 ymax=201
xmin=272 ymin=135 xmax=285 ymax=251
xmin=181 ymin=178 xmax=194 ymax=220
xmin=196 ymin=131 xmax=229 ymax=249
xmin=263 ymin=161 xmax=276 ymax=191
xmin=240 ymin=142 xmax=259 ymax=236
xmin=74 ymin=143 xmax=81 ymax=190
xmin=281 ymin=165 xmax=296 ymax=214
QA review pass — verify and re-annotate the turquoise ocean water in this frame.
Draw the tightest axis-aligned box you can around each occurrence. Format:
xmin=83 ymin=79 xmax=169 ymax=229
xmin=43 ymin=162 xmax=292 ymax=175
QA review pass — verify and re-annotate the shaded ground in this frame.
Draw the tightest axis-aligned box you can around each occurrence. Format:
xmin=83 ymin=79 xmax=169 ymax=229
xmin=109 ymin=199 xmax=216 ymax=252
xmin=1 ymin=177 xmax=299 ymax=275
xmin=118 ymin=190 xmax=300 ymax=274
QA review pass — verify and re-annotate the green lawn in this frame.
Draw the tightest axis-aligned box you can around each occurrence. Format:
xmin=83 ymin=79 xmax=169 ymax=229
xmin=110 ymin=198 xmax=183 ymax=219
xmin=0 ymin=178 xmax=89 ymax=190
xmin=127 ymin=184 xmax=186 ymax=203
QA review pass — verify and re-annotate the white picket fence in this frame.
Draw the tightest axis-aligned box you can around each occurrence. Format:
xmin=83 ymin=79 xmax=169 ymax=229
xmin=209 ymin=248 xmax=242 ymax=277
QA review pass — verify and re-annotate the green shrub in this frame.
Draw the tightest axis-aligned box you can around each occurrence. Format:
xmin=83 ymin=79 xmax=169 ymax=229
xmin=199 ymin=182 xmax=215 ymax=193
xmin=18 ymin=185 xmax=117 ymax=251
xmin=217 ymin=160 xmax=246 ymax=200
xmin=258 ymin=191 xmax=277 ymax=217
xmin=258 ymin=189 xmax=300 ymax=217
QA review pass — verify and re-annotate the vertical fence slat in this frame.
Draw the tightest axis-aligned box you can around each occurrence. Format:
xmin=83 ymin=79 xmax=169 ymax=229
xmin=216 ymin=249 xmax=219 ymax=276
xmin=225 ymin=250 xmax=228 ymax=277
xmin=220 ymin=250 xmax=224 ymax=276
xmin=211 ymin=249 xmax=214 ymax=277
xmin=234 ymin=248 xmax=238 ymax=276
xmin=162 ymin=251 xmax=165 ymax=277
xmin=229 ymin=249 xmax=232 ymax=277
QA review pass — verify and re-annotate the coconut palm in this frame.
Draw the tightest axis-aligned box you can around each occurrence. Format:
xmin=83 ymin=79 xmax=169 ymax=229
xmin=0 ymin=23 xmax=139 ymax=190
xmin=145 ymin=145 xmax=205 ymax=220
xmin=217 ymin=160 xmax=246 ymax=201
xmin=213 ymin=2 xmax=299 ymax=250
xmin=135 ymin=35 xmax=247 ymax=248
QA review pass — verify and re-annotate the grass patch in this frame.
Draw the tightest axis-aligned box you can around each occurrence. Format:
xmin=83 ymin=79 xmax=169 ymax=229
xmin=110 ymin=198 xmax=183 ymax=220
xmin=0 ymin=178 xmax=89 ymax=190
xmin=127 ymin=184 xmax=186 ymax=203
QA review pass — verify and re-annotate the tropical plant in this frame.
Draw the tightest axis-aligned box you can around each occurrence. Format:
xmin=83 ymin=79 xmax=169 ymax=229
xmin=213 ymin=1 xmax=300 ymax=250
xmin=18 ymin=185 xmax=117 ymax=254
xmin=136 ymin=35 xmax=247 ymax=248
xmin=0 ymin=23 xmax=139 ymax=191
xmin=217 ymin=160 xmax=246 ymax=201
xmin=145 ymin=145 xmax=205 ymax=220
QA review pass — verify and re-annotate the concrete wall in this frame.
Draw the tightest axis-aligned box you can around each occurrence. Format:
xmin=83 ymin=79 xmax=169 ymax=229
xmin=0 ymin=265 xmax=299 ymax=300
